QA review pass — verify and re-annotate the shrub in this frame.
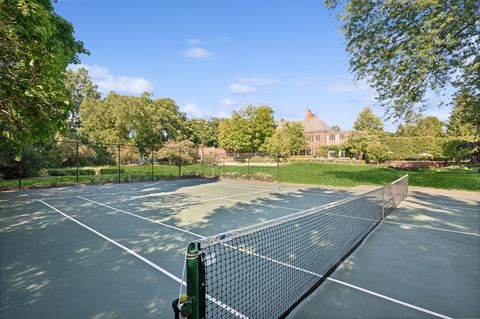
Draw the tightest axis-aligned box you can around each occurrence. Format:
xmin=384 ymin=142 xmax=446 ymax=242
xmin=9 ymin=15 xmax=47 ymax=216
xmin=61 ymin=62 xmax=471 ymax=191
xmin=47 ymin=168 xmax=95 ymax=176
xmin=99 ymin=168 xmax=125 ymax=175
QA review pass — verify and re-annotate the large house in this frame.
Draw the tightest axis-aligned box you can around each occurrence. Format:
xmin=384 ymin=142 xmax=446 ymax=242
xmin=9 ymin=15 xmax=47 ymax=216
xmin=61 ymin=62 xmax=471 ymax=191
xmin=279 ymin=108 xmax=351 ymax=156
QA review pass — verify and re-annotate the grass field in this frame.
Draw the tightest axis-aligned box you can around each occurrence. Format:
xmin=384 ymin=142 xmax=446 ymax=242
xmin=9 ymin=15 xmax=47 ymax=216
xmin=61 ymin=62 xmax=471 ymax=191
xmin=1 ymin=162 xmax=479 ymax=191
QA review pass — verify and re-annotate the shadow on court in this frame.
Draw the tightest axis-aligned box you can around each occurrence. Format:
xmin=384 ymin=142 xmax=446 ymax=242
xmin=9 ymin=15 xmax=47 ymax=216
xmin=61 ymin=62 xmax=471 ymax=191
xmin=1 ymin=179 xmax=478 ymax=318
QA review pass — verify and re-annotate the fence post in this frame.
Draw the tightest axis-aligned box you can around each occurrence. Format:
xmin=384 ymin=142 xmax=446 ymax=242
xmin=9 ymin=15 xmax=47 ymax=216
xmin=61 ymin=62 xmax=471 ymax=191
xmin=222 ymin=155 xmax=225 ymax=177
xmin=117 ymin=144 xmax=121 ymax=183
xmin=17 ymin=152 xmax=22 ymax=190
xmin=179 ymin=145 xmax=182 ymax=177
xmin=151 ymin=145 xmax=154 ymax=182
xmin=276 ymin=157 xmax=280 ymax=183
xmin=382 ymin=187 xmax=385 ymax=219
xmin=201 ymin=147 xmax=204 ymax=177
xmin=76 ymin=141 xmax=79 ymax=184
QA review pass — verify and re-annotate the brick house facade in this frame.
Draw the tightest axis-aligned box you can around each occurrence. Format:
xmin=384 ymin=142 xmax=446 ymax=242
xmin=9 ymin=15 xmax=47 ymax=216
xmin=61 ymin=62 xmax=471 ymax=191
xmin=280 ymin=108 xmax=351 ymax=156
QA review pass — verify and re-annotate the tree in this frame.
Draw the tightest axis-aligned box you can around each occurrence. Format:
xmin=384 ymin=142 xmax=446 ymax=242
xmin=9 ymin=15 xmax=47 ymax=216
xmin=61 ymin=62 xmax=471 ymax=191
xmin=447 ymin=89 xmax=479 ymax=137
xmin=219 ymin=106 xmax=275 ymax=152
xmin=396 ymin=116 xmax=444 ymax=137
xmin=0 ymin=0 xmax=87 ymax=149
xmin=156 ymin=140 xmax=199 ymax=167
xmin=264 ymin=122 xmax=307 ymax=157
xmin=325 ymin=1 xmax=479 ymax=120
xmin=65 ymin=67 xmax=101 ymax=134
xmin=184 ymin=118 xmax=220 ymax=147
xmin=80 ymin=93 xmax=185 ymax=152
xmin=353 ymin=107 xmax=384 ymax=131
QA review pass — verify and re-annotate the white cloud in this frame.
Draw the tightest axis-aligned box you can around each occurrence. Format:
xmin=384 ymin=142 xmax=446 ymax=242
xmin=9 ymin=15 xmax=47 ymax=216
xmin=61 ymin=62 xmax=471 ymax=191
xmin=187 ymin=38 xmax=202 ymax=45
xmin=220 ymin=98 xmax=236 ymax=107
xmin=181 ymin=102 xmax=204 ymax=117
xmin=228 ymin=83 xmax=258 ymax=94
xmin=70 ymin=64 xmax=154 ymax=95
xmin=239 ymin=77 xmax=280 ymax=86
xmin=183 ymin=47 xmax=213 ymax=60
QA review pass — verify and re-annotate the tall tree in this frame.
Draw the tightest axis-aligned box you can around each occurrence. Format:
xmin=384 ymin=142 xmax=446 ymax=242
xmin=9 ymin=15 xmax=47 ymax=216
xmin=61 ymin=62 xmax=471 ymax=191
xmin=184 ymin=117 xmax=220 ymax=147
xmin=0 ymin=0 xmax=87 ymax=149
xmin=448 ymin=89 xmax=479 ymax=137
xmin=264 ymin=122 xmax=307 ymax=157
xmin=353 ymin=107 xmax=384 ymax=131
xmin=65 ymin=67 xmax=100 ymax=134
xmin=325 ymin=1 xmax=479 ymax=120
xmin=396 ymin=115 xmax=444 ymax=137
xmin=80 ymin=93 xmax=185 ymax=152
xmin=219 ymin=106 xmax=275 ymax=152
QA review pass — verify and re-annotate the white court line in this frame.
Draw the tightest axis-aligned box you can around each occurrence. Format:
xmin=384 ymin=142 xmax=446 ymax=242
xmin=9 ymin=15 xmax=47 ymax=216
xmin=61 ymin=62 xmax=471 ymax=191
xmin=77 ymin=196 xmax=454 ymax=318
xmin=38 ymin=200 xmax=248 ymax=319
xmin=406 ymin=198 xmax=480 ymax=211
xmin=212 ymin=182 xmax=351 ymax=197
xmin=223 ymin=198 xmax=480 ymax=237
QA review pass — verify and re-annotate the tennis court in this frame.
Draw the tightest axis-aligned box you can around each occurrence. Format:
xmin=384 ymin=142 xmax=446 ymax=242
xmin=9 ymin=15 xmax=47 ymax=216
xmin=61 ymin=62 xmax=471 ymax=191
xmin=1 ymin=178 xmax=478 ymax=318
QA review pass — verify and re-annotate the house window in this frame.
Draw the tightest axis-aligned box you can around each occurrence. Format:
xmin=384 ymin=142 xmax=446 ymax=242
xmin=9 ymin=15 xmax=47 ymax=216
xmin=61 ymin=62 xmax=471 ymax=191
xmin=315 ymin=135 xmax=320 ymax=142
xmin=340 ymin=134 xmax=346 ymax=141
xmin=329 ymin=134 xmax=335 ymax=142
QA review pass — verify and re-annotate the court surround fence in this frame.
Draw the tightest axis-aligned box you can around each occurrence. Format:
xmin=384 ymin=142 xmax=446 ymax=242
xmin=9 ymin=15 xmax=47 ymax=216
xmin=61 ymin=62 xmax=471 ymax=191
xmin=1 ymin=140 xmax=281 ymax=190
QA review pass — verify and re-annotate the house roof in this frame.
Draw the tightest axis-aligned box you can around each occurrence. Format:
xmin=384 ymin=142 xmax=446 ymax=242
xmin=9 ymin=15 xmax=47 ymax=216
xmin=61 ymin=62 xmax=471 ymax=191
xmin=302 ymin=117 xmax=333 ymax=132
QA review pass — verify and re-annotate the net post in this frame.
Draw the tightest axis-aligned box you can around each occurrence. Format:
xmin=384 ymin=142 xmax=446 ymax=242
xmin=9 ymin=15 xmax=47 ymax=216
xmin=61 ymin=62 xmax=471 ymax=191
xmin=17 ymin=150 xmax=22 ymax=190
xmin=186 ymin=242 xmax=204 ymax=319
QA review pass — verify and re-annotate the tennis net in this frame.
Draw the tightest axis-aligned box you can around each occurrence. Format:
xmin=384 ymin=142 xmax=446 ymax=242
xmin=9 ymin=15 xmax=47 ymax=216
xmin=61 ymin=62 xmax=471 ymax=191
xmin=180 ymin=175 xmax=408 ymax=319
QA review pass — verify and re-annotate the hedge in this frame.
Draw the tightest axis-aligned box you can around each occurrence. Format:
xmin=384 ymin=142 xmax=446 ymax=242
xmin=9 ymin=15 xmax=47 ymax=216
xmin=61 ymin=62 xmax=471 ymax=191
xmin=99 ymin=168 xmax=125 ymax=175
xmin=47 ymin=168 xmax=96 ymax=176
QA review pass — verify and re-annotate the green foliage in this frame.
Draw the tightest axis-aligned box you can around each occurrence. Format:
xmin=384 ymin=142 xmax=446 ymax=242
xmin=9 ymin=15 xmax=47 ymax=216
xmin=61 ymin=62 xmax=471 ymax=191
xmin=80 ymin=93 xmax=185 ymax=152
xmin=0 ymin=0 xmax=87 ymax=150
xmin=219 ymin=106 xmax=275 ymax=152
xmin=353 ymin=107 xmax=384 ymax=131
xmin=155 ymin=140 xmax=199 ymax=166
xmin=327 ymin=1 xmax=479 ymax=120
xmin=47 ymin=168 xmax=95 ymax=176
xmin=264 ymin=122 xmax=307 ymax=157
xmin=345 ymin=131 xmax=376 ymax=160
xmin=396 ymin=116 xmax=444 ymax=137
xmin=184 ymin=117 xmax=220 ymax=147
xmin=447 ymin=89 xmax=478 ymax=137
xmin=99 ymin=168 xmax=125 ymax=175
xmin=65 ymin=67 xmax=101 ymax=133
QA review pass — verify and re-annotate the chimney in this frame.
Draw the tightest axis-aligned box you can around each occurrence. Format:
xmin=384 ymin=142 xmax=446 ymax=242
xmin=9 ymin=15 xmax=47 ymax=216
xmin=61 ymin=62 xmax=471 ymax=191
xmin=305 ymin=108 xmax=314 ymax=120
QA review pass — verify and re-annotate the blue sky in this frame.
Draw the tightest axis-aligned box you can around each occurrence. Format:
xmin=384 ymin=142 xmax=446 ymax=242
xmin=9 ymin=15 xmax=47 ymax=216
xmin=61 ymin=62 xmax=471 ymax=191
xmin=55 ymin=0 xmax=451 ymax=132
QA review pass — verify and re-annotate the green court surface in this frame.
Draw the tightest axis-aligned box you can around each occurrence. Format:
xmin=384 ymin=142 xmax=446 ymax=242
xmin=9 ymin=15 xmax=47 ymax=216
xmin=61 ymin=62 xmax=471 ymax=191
xmin=0 ymin=179 xmax=478 ymax=318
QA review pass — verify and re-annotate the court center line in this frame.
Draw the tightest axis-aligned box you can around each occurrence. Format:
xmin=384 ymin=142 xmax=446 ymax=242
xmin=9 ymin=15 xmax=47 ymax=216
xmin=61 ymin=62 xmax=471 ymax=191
xmin=76 ymin=196 xmax=454 ymax=318
xmin=222 ymin=198 xmax=480 ymax=237
xmin=37 ymin=200 xmax=248 ymax=319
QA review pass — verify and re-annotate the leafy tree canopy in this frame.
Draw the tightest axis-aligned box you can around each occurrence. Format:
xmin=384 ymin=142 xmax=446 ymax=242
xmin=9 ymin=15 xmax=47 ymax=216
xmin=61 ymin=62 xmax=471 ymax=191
xmin=447 ymin=89 xmax=479 ymax=137
xmin=184 ymin=117 xmax=220 ymax=147
xmin=219 ymin=106 xmax=275 ymax=152
xmin=0 ymin=0 xmax=87 ymax=149
xmin=396 ymin=115 xmax=444 ymax=137
xmin=353 ymin=107 xmax=384 ymax=131
xmin=264 ymin=122 xmax=307 ymax=157
xmin=79 ymin=93 xmax=185 ymax=152
xmin=326 ymin=0 xmax=479 ymax=120
xmin=65 ymin=67 xmax=100 ymax=133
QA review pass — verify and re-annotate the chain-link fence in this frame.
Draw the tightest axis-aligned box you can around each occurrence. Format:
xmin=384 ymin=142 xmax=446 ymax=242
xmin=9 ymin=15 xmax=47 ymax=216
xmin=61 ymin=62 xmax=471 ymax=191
xmin=0 ymin=141 xmax=282 ymax=190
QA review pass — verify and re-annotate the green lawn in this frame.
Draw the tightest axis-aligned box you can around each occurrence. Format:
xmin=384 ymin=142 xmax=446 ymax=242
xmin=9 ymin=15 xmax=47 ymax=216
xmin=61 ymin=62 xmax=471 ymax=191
xmin=1 ymin=162 xmax=478 ymax=191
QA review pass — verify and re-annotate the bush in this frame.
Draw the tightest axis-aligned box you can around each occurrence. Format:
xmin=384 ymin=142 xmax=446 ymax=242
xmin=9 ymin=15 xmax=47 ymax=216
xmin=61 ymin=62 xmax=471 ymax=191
xmin=99 ymin=168 xmax=125 ymax=175
xmin=47 ymin=168 xmax=95 ymax=176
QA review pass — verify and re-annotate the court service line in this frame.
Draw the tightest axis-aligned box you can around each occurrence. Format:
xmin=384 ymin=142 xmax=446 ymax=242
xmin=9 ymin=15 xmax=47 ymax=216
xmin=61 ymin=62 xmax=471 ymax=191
xmin=210 ymin=182 xmax=351 ymax=197
xmin=223 ymin=198 xmax=480 ymax=237
xmin=76 ymin=196 xmax=454 ymax=318
xmin=37 ymin=200 xmax=248 ymax=319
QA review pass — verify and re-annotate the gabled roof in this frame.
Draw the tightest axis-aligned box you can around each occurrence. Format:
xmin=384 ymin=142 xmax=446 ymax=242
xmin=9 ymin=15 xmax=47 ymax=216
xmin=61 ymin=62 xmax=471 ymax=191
xmin=302 ymin=117 xmax=332 ymax=132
